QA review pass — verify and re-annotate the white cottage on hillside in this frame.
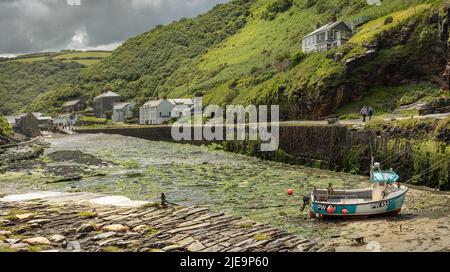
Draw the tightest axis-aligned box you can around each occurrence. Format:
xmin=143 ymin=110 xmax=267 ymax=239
xmin=302 ymin=21 xmax=353 ymax=53
xmin=168 ymin=98 xmax=194 ymax=118
xmin=139 ymin=99 xmax=174 ymax=125
xmin=112 ymin=102 xmax=135 ymax=123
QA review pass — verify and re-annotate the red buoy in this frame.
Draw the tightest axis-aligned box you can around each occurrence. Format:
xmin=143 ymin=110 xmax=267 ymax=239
xmin=342 ymin=208 xmax=349 ymax=215
xmin=327 ymin=206 xmax=336 ymax=214
xmin=287 ymin=189 xmax=294 ymax=196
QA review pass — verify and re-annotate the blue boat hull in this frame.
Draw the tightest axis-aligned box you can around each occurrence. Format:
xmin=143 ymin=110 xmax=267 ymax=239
xmin=310 ymin=186 xmax=408 ymax=218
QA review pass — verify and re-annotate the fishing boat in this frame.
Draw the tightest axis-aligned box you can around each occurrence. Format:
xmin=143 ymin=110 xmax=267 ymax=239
xmin=307 ymin=162 xmax=408 ymax=218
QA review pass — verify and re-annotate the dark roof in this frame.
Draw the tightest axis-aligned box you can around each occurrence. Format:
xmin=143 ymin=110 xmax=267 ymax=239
xmin=94 ymin=91 xmax=120 ymax=100
xmin=62 ymin=100 xmax=82 ymax=107
xmin=303 ymin=21 xmax=351 ymax=39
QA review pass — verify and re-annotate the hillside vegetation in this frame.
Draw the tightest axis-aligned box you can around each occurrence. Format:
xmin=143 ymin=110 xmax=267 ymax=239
xmin=9 ymin=51 xmax=112 ymax=66
xmin=0 ymin=61 xmax=84 ymax=115
xmin=0 ymin=114 xmax=13 ymax=137
xmin=1 ymin=0 xmax=449 ymax=120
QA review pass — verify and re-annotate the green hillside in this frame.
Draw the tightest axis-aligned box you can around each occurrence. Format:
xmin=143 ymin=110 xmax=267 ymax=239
xmin=0 ymin=61 xmax=84 ymax=115
xmin=9 ymin=50 xmax=112 ymax=66
xmin=1 ymin=0 xmax=449 ymax=119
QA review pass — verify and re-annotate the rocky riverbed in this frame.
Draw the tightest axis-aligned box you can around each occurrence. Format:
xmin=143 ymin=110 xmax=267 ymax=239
xmin=0 ymin=192 xmax=319 ymax=253
xmin=0 ymin=133 xmax=449 ymax=252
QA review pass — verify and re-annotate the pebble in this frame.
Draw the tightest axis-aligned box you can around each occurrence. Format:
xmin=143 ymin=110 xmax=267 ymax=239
xmin=0 ymin=219 xmax=12 ymax=227
xmin=77 ymin=224 xmax=97 ymax=233
xmin=23 ymin=237 xmax=51 ymax=245
xmin=50 ymin=235 xmax=66 ymax=243
xmin=11 ymin=243 xmax=29 ymax=249
xmin=0 ymin=230 xmax=12 ymax=236
xmin=91 ymin=232 xmax=117 ymax=241
xmin=6 ymin=238 xmax=20 ymax=244
xmin=66 ymin=241 xmax=81 ymax=252
xmin=28 ymin=219 xmax=52 ymax=225
xmin=187 ymin=241 xmax=206 ymax=252
xmin=16 ymin=213 xmax=34 ymax=220
xmin=102 ymin=224 xmax=129 ymax=233
xmin=317 ymin=246 xmax=336 ymax=252
xmin=161 ymin=244 xmax=183 ymax=252
xmin=132 ymin=225 xmax=148 ymax=233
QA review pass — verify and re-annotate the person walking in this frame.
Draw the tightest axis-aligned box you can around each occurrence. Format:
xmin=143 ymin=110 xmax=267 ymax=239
xmin=360 ymin=106 xmax=368 ymax=123
xmin=368 ymin=106 xmax=374 ymax=121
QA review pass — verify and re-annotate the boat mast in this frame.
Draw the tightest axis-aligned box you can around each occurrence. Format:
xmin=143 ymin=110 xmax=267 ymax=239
xmin=369 ymin=136 xmax=374 ymax=180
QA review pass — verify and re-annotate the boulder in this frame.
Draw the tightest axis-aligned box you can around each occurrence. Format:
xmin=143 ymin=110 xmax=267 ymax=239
xmin=50 ymin=234 xmax=66 ymax=243
xmin=23 ymin=237 xmax=51 ymax=245
xmin=15 ymin=213 xmax=34 ymax=220
xmin=132 ymin=225 xmax=148 ymax=233
xmin=102 ymin=224 xmax=129 ymax=233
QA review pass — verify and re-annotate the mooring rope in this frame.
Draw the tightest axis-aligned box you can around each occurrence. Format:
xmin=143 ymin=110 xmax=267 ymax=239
xmin=403 ymin=159 xmax=449 ymax=185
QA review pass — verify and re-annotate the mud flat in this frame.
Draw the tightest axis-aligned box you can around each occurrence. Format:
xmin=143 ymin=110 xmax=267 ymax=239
xmin=321 ymin=186 xmax=450 ymax=252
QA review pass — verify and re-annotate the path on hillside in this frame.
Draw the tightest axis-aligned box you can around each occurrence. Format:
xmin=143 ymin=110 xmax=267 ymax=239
xmin=280 ymin=112 xmax=450 ymax=127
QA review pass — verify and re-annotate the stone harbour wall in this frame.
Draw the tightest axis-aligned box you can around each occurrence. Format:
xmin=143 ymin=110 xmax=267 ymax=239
xmin=76 ymin=125 xmax=450 ymax=190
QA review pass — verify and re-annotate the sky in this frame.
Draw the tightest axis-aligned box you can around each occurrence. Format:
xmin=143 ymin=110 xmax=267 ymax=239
xmin=0 ymin=0 xmax=228 ymax=57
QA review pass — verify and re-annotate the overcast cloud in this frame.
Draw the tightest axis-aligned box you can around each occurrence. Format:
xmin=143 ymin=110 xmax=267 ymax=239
xmin=0 ymin=0 xmax=228 ymax=56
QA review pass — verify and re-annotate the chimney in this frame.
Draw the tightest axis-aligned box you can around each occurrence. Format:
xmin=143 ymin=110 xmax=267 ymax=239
xmin=316 ymin=22 xmax=322 ymax=29
xmin=101 ymin=87 xmax=111 ymax=94
xmin=331 ymin=15 xmax=337 ymax=23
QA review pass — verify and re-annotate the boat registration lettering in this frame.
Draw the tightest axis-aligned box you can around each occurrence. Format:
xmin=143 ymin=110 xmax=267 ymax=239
xmin=316 ymin=204 xmax=330 ymax=211
xmin=371 ymin=200 xmax=390 ymax=209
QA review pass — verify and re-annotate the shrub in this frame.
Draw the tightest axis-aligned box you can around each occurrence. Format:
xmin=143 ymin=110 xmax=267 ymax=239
xmin=291 ymin=51 xmax=306 ymax=67
xmin=0 ymin=114 xmax=13 ymax=137
xmin=435 ymin=116 xmax=450 ymax=143
xmin=75 ymin=116 xmax=108 ymax=126
xmin=267 ymin=0 xmax=293 ymax=14
xmin=261 ymin=0 xmax=293 ymax=21
xmin=384 ymin=16 xmax=394 ymax=25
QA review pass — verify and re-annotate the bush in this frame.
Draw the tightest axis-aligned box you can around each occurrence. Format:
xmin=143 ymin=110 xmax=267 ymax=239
xmin=435 ymin=116 xmax=450 ymax=143
xmin=75 ymin=116 xmax=108 ymax=126
xmin=267 ymin=0 xmax=293 ymax=14
xmin=291 ymin=51 xmax=306 ymax=67
xmin=384 ymin=16 xmax=394 ymax=25
xmin=0 ymin=114 xmax=13 ymax=137
xmin=261 ymin=0 xmax=293 ymax=21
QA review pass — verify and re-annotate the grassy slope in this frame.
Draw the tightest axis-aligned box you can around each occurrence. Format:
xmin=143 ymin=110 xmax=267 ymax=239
xmin=76 ymin=0 xmax=435 ymax=108
xmin=177 ymin=0 xmax=432 ymax=104
xmin=0 ymin=61 xmax=84 ymax=115
xmin=9 ymin=51 xmax=112 ymax=66
xmin=1 ymin=0 xmax=447 ymax=118
xmin=79 ymin=0 xmax=254 ymax=104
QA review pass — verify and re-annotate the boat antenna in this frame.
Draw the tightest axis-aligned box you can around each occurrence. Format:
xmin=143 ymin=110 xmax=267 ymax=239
xmin=369 ymin=134 xmax=374 ymax=180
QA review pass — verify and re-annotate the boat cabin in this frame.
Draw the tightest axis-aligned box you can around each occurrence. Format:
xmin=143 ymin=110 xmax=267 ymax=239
xmin=371 ymin=170 xmax=399 ymax=201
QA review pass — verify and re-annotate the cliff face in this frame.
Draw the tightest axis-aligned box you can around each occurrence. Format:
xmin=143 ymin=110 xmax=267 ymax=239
xmin=285 ymin=12 xmax=448 ymax=120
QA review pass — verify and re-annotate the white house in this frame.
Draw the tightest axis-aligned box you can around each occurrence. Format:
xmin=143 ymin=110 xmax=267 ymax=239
xmin=112 ymin=102 xmax=135 ymax=123
xmin=168 ymin=98 xmax=194 ymax=118
xmin=139 ymin=99 xmax=174 ymax=125
xmin=302 ymin=21 xmax=353 ymax=53
xmin=53 ymin=114 xmax=78 ymax=127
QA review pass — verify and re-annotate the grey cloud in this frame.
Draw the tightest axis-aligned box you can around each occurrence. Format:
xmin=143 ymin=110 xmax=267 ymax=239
xmin=0 ymin=0 xmax=228 ymax=55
